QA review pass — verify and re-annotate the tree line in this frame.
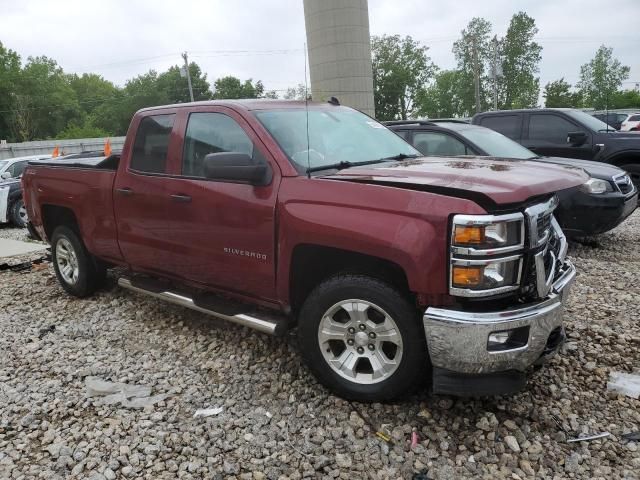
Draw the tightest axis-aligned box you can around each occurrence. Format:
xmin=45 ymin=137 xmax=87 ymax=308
xmin=1 ymin=11 xmax=638 ymax=141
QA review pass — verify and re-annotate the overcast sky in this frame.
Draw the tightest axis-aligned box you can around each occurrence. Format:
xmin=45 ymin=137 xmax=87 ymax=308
xmin=2 ymin=0 xmax=639 ymax=97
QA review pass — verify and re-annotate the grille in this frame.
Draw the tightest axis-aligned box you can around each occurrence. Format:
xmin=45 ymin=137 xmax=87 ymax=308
xmin=614 ymin=174 xmax=634 ymax=195
xmin=537 ymin=213 xmax=552 ymax=241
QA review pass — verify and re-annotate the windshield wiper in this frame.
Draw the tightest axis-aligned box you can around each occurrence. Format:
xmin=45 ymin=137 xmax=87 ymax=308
xmin=378 ymin=153 xmax=420 ymax=161
xmin=306 ymin=158 xmax=393 ymax=173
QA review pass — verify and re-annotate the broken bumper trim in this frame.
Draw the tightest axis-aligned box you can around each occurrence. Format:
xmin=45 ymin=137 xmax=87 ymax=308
xmin=423 ymin=260 xmax=575 ymax=376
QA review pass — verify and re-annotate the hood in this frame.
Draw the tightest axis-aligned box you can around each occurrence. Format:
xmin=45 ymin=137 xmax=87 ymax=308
xmin=324 ymin=156 xmax=589 ymax=208
xmin=0 ymin=177 xmax=20 ymax=187
xmin=536 ymin=157 xmax=624 ymax=180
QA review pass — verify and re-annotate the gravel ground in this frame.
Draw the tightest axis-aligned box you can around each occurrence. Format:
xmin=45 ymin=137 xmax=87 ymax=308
xmin=0 ymin=216 xmax=639 ymax=480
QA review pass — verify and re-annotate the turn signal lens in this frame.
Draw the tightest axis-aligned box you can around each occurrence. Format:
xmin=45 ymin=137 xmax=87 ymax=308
xmin=454 ymin=225 xmax=485 ymax=245
xmin=452 ymin=265 xmax=483 ymax=287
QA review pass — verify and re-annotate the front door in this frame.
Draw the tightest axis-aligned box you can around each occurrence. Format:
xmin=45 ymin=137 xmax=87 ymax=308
xmin=524 ymin=113 xmax=593 ymax=159
xmin=113 ymin=113 xmax=177 ymax=274
xmin=164 ymin=107 xmax=280 ymax=301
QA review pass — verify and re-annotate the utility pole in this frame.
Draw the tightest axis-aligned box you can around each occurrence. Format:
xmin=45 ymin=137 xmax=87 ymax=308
xmin=472 ymin=37 xmax=481 ymax=114
xmin=491 ymin=36 xmax=498 ymax=111
xmin=182 ymin=52 xmax=195 ymax=102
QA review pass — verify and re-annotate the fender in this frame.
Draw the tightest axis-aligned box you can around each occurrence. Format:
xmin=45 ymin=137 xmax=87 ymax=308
xmin=275 ymin=177 xmax=487 ymax=303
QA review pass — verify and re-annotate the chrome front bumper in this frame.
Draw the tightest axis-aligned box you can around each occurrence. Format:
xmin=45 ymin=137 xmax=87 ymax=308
xmin=423 ymin=260 xmax=576 ymax=375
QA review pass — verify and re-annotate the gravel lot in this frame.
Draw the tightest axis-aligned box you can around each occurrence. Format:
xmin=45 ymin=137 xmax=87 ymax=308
xmin=1 ymin=215 xmax=639 ymax=480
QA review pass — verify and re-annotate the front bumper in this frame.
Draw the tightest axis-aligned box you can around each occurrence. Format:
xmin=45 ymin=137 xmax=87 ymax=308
xmin=423 ymin=259 xmax=575 ymax=390
xmin=555 ymin=189 xmax=638 ymax=236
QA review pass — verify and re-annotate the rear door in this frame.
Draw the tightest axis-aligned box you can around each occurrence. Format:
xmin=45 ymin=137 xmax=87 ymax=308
xmin=113 ymin=112 xmax=177 ymax=274
xmin=163 ymin=106 xmax=280 ymax=300
xmin=524 ymin=112 xmax=593 ymax=159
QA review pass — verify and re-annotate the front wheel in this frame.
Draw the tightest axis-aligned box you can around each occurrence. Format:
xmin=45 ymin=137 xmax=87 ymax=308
xmin=51 ymin=226 xmax=106 ymax=298
xmin=297 ymin=275 xmax=428 ymax=402
xmin=9 ymin=198 xmax=28 ymax=228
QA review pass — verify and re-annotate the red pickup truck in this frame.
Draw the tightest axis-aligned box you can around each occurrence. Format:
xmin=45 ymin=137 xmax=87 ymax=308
xmin=22 ymin=100 xmax=587 ymax=401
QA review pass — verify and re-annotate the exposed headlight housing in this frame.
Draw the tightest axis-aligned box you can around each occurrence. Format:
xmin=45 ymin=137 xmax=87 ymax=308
xmin=450 ymin=213 xmax=525 ymax=297
xmin=580 ymin=178 xmax=612 ymax=194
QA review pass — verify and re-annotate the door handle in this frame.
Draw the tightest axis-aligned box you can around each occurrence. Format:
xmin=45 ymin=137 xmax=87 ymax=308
xmin=115 ymin=187 xmax=134 ymax=196
xmin=170 ymin=194 xmax=192 ymax=203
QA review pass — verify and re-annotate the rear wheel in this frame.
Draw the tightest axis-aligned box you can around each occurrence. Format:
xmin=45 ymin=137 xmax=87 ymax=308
xmin=297 ymin=274 xmax=428 ymax=402
xmin=51 ymin=226 xmax=106 ymax=297
xmin=9 ymin=198 xmax=27 ymax=228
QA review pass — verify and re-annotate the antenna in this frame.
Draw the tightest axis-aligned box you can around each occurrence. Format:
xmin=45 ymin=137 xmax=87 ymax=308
xmin=304 ymin=42 xmax=311 ymax=178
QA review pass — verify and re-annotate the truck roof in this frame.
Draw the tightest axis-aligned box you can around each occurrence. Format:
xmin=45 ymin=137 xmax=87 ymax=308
xmin=137 ymin=99 xmax=338 ymax=114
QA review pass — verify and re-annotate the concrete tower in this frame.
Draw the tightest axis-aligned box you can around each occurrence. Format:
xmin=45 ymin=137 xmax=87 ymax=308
xmin=303 ymin=0 xmax=375 ymax=116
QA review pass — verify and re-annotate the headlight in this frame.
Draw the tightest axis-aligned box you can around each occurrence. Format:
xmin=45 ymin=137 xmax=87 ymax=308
xmin=580 ymin=178 xmax=612 ymax=194
xmin=451 ymin=213 xmax=524 ymax=254
xmin=451 ymin=256 xmax=522 ymax=296
xmin=450 ymin=213 xmax=525 ymax=297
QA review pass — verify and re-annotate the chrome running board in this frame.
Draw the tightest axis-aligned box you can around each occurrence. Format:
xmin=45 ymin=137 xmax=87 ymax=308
xmin=118 ymin=277 xmax=286 ymax=336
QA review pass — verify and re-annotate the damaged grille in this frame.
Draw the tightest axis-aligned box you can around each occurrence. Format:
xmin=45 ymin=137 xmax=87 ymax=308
xmin=614 ymin=173 xmax=634 ymax=196
xmin=536 ymin=213 xmax=552 ymax=242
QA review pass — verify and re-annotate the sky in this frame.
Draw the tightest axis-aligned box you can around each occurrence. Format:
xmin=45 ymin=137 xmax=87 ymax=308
xmin=1 ymin=0 xmax=639 ymax=97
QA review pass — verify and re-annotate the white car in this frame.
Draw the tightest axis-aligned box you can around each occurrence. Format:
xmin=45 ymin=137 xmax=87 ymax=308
xmin=0 ymin=154 xmax=53 ymax=180
xmin=620 ymin=113 xmax=640 ymax=132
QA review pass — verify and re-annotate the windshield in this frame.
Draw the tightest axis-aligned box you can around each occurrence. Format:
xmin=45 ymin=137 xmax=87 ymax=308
xmin=255 ymin=107 xmax=419 ymax=172
xmin=458 ymin=126 xmax=537 ymax=159
xmin=565 ymin=110 xmax=613 ymax=132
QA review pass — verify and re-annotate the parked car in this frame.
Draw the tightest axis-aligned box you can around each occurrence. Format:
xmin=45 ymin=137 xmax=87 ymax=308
xmin=592 ymin=112 xmax=628 ymax=131
xmin=620 ymin=113 xmax=640 ymax=132
xmin=386 ymin=120 xmax=637 ymax=236
xmin=471 ymin=108 xmax=640 ymax=187
xmin=0 ymin=154 xmax=52 ymax=227
xmin=23 ymin=100 xmax=588 ymax=401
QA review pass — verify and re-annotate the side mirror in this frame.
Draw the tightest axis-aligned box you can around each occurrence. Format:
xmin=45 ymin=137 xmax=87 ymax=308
xmin=567 ymin=131 xmax=588 ymax=146
xmin=203 ymin=152 xmax=271 ymax=186
xmin=0 ymin=172 xmax=11 ymax=180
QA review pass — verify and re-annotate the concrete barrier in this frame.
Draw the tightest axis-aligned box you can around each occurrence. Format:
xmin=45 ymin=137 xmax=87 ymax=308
xmin=0 ymin=137 xmax=126 ymax=160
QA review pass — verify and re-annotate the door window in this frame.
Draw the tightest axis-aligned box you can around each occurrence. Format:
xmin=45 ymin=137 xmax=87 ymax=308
xmin=182 ymin=112 xmax=254 ymax=177
xmin=413 ymin=131 xmax=469 ymax=156
xmin=130 ymin=114 xmax=175 ymax=173
xmin=529 ymin=114 xmax=577 ymax=143
xmin=8 ymin=161 xmax=27 ymax=177
xmin=478 ymin=115 xmax=520 ymax=139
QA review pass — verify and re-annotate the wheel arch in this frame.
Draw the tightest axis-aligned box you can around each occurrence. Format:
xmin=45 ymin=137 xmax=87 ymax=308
xmin=41 ymin=204 xmax=81 ymax=240
xmin=288 ymin=244 xmax=412 ymax=315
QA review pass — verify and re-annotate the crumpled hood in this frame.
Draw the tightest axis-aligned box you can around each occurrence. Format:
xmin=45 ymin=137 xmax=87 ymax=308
xmin=536 ymin=157 xmax=624 ymax=180
xmin=324 ymin=156 xmax=589 ymax=206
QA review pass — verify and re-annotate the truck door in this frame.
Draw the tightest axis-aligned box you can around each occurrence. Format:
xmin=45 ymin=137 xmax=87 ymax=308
xmin=164 ymin=107 xmax=279 ymax=301
xmin=524 ymin=112 xmax=593 ymax=159
xmin=113 ymin=112 xmax=177 ymax=274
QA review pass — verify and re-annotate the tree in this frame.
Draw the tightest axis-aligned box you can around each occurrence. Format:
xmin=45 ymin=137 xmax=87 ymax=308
xmin=11 ymin=56 xmax=80 ymax=140
xmin=0 ymin=42 xmax=22 ymax=141
xmin=284 ymin=83 xmax=309 ymax=100
xmin=56 ymin=120 xmax=110 ymax=139
xmin=212 ymin=76 xmax=264 ymax=99
xmin=416 ymin=70 xmax=466 ymax=118
xmin=371 ymin=35 xmax=437 ymax=120
xmin=157 ymin=63 xmax=212 ymax=103
xmin=577 ymin=45 xmax=630 ymax=109
xmin=498 ymin=12 xmax=542 ymax=109
xmin=452 ymin=18 xmax=493 ymax=115
xmin=543 ymin=78 xmax=581 ymax=108
xmin=610 ymin=88 xmax=640 ymax=109
xmin=67 ymin=73 xmax=118 ymax=115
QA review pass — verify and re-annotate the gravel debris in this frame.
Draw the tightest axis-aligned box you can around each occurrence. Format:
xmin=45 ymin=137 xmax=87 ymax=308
xmin=1 ymin=213 xmax=639 ymax=479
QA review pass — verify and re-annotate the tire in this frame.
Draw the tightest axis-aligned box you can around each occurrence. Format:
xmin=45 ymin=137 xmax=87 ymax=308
xmin=621 ymin=163 xmax=640 ymax=189
xmin=297 ymin=274 xmax=428 ymax=402
xmin=9 ymin=198 xmax=28 ymax=228
xmin=51 ymin=226 xmax=106 ymax=298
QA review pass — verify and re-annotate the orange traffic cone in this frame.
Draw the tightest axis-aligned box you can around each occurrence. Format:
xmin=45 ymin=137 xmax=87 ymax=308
xmin=104 ymin=138 xmax=112 ymax=156
xmin=52 ymin=146 xmax=59 ymax=158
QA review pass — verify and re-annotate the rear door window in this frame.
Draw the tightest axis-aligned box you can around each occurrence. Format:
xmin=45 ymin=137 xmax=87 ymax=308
xmin=413 ymin=131 xmax=469 ymax=156
xmin=8 ymin=161 xmax=27 ymax=177
xmin=182 ymin=112 xmax=254 ymax=178
xmin=628 ymin=115 xmax=640 ymax=122
xmin=130 ymin=114 xmax=175 ymax=173
xmin=477 ymin=115 xmax=521 ymax=140
xmin=528 ymin=114 xmax=578 ymax=143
